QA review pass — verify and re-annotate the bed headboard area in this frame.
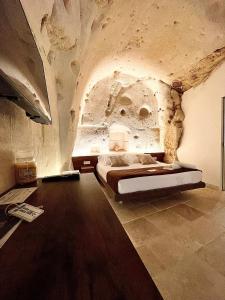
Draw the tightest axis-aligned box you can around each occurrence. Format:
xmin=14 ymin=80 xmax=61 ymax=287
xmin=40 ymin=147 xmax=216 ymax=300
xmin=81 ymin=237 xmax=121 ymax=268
xmin=72 ymin=152 xmax=165 ymax=173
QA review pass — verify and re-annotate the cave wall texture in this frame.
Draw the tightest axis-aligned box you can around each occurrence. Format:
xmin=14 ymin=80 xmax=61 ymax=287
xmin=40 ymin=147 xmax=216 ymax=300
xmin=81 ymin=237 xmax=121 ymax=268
xmin=1 ymin=0 xmax=225 ymax=192
xmin=74 ymin=72 xmax=184 ymax=162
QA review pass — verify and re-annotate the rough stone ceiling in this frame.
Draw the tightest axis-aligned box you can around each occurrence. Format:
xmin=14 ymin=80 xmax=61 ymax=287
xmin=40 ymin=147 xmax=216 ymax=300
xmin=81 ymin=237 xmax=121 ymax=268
xmin=79 ymin=0 xmax=225 ymax=91
xmin=23 ymin=0 xmax=225 ymax=92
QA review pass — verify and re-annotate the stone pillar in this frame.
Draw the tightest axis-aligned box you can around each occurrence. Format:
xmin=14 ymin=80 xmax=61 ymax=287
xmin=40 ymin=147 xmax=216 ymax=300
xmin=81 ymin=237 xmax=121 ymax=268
xmin=164 ymin=89 xmax=185 ymax=163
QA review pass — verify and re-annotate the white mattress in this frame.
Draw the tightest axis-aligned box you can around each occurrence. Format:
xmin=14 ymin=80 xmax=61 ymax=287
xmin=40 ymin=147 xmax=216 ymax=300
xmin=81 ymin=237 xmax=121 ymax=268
xmin=97 ymin=162 xmax=202 ymax=194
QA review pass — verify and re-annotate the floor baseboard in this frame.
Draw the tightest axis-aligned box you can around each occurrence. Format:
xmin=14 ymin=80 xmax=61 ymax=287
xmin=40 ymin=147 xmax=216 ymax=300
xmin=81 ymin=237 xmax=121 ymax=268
xmin=206 ymin=183 xmax=221 ymax=190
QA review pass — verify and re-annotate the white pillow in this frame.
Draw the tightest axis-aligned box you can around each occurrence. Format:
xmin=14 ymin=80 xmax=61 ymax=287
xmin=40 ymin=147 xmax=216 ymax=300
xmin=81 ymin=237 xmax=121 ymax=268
xmin=137 ymin=154 xmax=157 ymax=165
xmin=175 ymin=161 xmax=197 ymax=169
xmin=98 ymin=155 xmax=111 ymax=166
xmin=124 ymin=153 xmax=139 ymax=164
xmin=109 ymin=155 xmax=129 ymax=167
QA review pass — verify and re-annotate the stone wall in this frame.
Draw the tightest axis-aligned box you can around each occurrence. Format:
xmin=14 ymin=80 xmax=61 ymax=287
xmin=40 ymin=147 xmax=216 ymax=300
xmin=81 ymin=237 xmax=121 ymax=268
xmin=0 ymin=99 xmax=61 ymax=194
xmin=74 ymin=72 xmax=183 ymax=159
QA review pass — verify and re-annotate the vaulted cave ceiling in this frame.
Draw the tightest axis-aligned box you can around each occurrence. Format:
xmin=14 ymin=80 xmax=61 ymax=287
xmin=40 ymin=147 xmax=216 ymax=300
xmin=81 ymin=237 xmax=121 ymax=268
xmin=22 ymin=0 xmax=225 ymax=88
xmin=11 ymin=0 xmax=225 ymax=165
xmin=80 ymin=0 xmax=225 ymax=91
xmin=21 ymin=0 xmax=225 ymax=101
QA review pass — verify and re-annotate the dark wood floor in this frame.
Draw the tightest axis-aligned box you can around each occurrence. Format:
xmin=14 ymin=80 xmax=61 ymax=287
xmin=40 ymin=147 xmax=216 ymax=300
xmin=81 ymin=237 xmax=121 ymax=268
xmin=0 ymin=174 xmax=163 ymax=300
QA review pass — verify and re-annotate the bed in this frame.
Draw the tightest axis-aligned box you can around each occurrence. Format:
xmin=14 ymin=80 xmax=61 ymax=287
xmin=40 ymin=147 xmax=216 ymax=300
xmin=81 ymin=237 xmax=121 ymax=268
xmin=96 ymin=153 xmax=205 ymax=202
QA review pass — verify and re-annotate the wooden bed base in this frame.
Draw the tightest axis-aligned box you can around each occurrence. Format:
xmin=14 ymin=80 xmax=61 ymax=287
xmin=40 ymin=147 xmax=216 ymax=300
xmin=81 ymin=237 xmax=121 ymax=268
xmin=96 ymin=172 xmax=206 ymax=202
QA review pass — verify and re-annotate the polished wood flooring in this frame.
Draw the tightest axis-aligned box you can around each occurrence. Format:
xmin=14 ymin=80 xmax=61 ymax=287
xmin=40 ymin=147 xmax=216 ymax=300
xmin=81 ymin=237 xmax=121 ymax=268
xmin=104 ymin=187 xmax=225 ymax=300
xmin=0 ymin=174 xmax=162 ymax=300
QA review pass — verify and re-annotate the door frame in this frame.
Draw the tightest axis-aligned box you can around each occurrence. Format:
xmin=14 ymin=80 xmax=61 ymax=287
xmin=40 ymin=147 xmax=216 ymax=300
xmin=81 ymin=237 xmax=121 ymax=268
xmin=221 ymin=97 xmax=225 ymax=190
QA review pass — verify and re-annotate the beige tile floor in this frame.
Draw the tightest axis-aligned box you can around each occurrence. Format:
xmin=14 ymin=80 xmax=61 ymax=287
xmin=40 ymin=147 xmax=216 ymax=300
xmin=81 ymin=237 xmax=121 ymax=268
xmin=103 ymin=187 xmax=225 ymax=300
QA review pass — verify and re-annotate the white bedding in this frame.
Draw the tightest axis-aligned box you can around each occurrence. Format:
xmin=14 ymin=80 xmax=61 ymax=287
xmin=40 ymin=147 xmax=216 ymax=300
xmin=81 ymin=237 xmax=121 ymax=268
xmin=96 ymin=162 xmax=202 ymax=194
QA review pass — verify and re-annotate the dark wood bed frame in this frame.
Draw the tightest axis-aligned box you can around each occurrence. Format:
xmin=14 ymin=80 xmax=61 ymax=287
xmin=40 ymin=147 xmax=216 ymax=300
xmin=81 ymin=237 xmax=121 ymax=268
xmin=97 ymin=173 xmax=205 ymax=202
xmin=95 ymin=152 xmax=206 ymax=202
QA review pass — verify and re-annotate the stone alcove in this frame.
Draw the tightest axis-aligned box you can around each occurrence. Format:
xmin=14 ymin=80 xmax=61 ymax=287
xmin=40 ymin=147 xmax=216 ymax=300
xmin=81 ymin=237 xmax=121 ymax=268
xmin=74 ymin=72 xmax=162 ymax=154
xmin=73 ymin=71 xmax=184 ymax=161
